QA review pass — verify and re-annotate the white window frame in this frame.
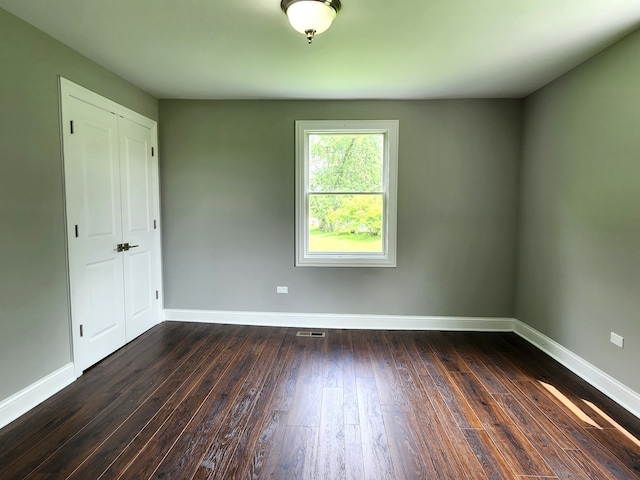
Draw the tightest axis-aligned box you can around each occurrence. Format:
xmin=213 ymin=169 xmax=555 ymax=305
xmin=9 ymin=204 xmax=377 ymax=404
xmin=295 ymin=120 xmax=399 ymax=267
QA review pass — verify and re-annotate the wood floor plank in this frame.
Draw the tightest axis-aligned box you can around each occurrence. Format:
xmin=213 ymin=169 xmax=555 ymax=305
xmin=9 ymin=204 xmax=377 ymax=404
xmin=585 ymin=427 xmax=640 ymax=478
xmin=469 ymin=332 xmax=531 ymax=382
xmin=385 ymin=333 xmax=460 ymax=478
xmin=566 ymin=448 xmax=627 ymax=480
xmin=455 ymin=332 xmax=511 ymax=394
xmin=561 ymin=375 xmax=640 ymax=441
xmin=369 ymin=330 xmax=408 ymax=407
xmin=315 ymin=386 xmax=347 ymax=479
xmin=139 ymin=329 xmax=270 ymax=479
xmin=450 ymin=372 xmax=556 ymax=477
xmin=245 ymin=410 xmax=289 ymax=479
xmin=351 ymin=330 xmax=375 ymax=378
xmin=99 ymin=327 xmax=255 ymax=479
xmin=514 ymin=379 xmax=638 ymax=480
xmin=344 ymin=423 xmax=365 ymax=480
xmin=426 ymin=331 xmax=473 ymax=373
xmin=491 ymin=393 xmax=592 ymax=480
xmin=65 ymin=326 xmax=233 ymax=479
xmin=380 ymin=403 xmax=436 ymax=479
xmin=286 ymin=335 xmax=326 ymax=427
xmin=219 ymin=330 xmax=297 ymax=480
xmin=427 ymin=389 xmax=490 ymax=479
xmin=467 ymin=348 xmax=579 ymax=452
xmin=462 ymin=428 xmax=518 ymax=480
xmin=91 ymin=330 xmax=243 ymax=480
xmin=356 ymin=376 xmax=395 ymax=479
xmin=2 ymin=325 xmax=639 ymax=480
xmin=521 ymin=341 xmax=640 ymax=438
xmin=277 ymin=426 xmax=319 ymax=479
xmin=243 ymin=336 xmax=307 ymax=479
xmin=341 ymin=330 xmax=360 ymax=426
xmin=324 ymin=330 xmax=344 ymax=388
xmin=492 ymin=335 xmax=616 ymax=431
xmin=412 ymin=335 xmax=484 ymax=429
xmin=270 ymin=341 xmax=305 ymax=413
xmin=192 ymin=328 xmax=289 ymax=479
xmin=397 ymin=332 xmax=487 ymax=479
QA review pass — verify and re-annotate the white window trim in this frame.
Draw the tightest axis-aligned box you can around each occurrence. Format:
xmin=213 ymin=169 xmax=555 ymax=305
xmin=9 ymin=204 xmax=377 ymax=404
xmin=295 ymin=120 xmax=399 ymax=267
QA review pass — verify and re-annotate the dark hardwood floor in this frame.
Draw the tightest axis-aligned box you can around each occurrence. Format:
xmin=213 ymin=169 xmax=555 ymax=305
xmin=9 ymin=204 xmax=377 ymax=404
xmin=1 ymin=322 xmax=639 ymax=479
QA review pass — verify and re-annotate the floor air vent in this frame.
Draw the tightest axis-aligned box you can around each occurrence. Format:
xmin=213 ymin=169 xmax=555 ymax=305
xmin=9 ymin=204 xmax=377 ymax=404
xmin=296 ymin=331 xmax=326 ymax=338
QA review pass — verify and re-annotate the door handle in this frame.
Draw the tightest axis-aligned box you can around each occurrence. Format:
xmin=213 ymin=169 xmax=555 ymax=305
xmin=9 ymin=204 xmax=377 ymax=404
xmin=116 ymin=243 xmax=139 ymax=252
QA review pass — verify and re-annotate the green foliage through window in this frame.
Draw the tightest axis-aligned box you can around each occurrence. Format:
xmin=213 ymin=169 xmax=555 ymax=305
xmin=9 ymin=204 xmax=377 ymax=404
xmin=308 ymin=134 xmax=384 ymax=252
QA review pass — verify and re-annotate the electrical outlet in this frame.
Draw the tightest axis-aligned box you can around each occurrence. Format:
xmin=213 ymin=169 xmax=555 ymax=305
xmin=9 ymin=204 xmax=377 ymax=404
xmin=610 ymin=332 xmax=624 ymax=348
xmin=276 ymin=286 xmax=288 ymax=294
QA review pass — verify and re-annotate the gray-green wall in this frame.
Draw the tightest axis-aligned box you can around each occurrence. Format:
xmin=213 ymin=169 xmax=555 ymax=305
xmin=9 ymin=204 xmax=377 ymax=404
xmin=516 ymin=29 xmax=640 ymax=393
xmin=159 ymin=100 xmax=522 ymax=317
xmin=0 ymin=8 xmax=157 ymax=400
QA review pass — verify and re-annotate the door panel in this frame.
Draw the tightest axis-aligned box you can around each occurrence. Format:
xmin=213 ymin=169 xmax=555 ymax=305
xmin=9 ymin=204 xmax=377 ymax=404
xmin=119 ymin=117 xmax=161 ymax=341
xmin=128 ymin=250 xmax=152 ymax=316
xmin=121 ymin=133 xmax=150 ymax=232
xmin=87 ymin=259 xmax=122 ymax=337
xmin=63 ymin=97 xmax=126 ymax=372
xmin=82 ymin=122 xmax=120 ymax=237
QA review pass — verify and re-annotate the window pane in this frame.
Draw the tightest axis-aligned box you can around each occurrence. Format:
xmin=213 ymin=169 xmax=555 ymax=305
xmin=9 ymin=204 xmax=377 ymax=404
xmin=309 ymin=134 xmax=383 ymax=193
xmin=309 ymin=194 xmax=383 ymax=252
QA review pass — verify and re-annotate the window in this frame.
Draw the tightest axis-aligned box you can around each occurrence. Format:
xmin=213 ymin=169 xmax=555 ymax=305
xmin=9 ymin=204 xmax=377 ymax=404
xmin=295 ymin=120 xmax=399 ymax=267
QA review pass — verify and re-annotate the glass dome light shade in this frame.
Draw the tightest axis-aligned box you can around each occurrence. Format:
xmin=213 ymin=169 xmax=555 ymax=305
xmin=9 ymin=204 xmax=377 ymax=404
xmin=286 ymin=1 xmax=337 ymax=35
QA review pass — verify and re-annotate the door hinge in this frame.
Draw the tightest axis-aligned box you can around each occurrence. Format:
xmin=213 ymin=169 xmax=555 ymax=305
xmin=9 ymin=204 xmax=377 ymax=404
xmin=153 ymin=219 xmax=157 ymax=229
xmin=155 ymin=290 xmax=159 ymax=300
xmin=80 ymin=324 xmax=84 ymax=337
xmin=74 ymin=225 xmax=79 ymax=237
xmin=151 ymin=147 xmax=155 ymax=157
xmin=70 ymin=120 xmax=74 ymax=134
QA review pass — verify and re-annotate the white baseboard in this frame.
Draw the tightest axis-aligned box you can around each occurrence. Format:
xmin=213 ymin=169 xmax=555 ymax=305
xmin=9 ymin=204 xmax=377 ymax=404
xmin=0 ymin=363 xmax=76 ymax=430
xmin=163 ymin=309 xmax=515 ymax=331
xmin=164 ymin=309 xmax=640 ymax=419
xmin=513 ymin=320 xmax=640 ymax=419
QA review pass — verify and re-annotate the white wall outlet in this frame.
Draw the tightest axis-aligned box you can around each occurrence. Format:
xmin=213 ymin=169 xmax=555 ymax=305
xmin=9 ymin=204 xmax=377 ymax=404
xmin=610 ymin=332 xmax=624 ymax=348
xmin=276 ymin=286 xmax=288 ymax=294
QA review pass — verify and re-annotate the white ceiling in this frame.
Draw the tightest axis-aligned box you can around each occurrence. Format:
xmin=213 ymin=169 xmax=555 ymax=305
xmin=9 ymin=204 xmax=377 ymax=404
xmin=2 ymin=0 xmax=640 ymax=99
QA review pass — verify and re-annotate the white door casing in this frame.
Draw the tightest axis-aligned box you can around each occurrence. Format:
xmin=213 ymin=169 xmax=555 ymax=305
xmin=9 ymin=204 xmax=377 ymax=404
xmin=60 ymin=78 xmax=162 ymax=375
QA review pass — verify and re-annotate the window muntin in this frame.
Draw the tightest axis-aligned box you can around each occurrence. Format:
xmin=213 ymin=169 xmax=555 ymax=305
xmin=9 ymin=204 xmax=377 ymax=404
xmin=295 ymin=120 xmax=398 ymax=267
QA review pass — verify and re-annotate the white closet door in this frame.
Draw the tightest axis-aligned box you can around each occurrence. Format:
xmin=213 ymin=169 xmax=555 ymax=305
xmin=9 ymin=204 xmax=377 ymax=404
xmin=62 ymin=78 xmax=162 ymax=376
xmin=63 ymin=96 xmax=127 ymax=372
xmin=119 ymin=117 xmax=161 ymax=341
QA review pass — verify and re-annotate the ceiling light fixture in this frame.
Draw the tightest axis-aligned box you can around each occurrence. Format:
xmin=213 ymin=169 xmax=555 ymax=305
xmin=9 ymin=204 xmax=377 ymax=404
xmin=281 ymin=0 xmax=342 ymax=44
